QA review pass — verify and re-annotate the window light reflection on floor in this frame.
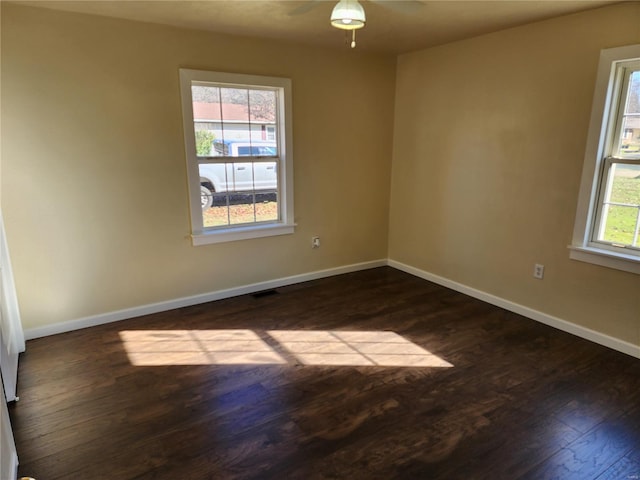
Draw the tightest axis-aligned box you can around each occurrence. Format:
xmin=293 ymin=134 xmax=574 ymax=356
xmin=118 ymin=329 xmax=453 ymax=368
xmin=119 ymin=329 xmax=286 ymax=366
xmin=267 ymin=330 xmax=453 ymax=367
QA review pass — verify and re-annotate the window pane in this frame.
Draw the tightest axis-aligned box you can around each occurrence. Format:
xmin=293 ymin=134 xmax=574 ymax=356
xmin=192 ymin=86 xmax=220 ymax=157
xmin=248 ymin=90 xmax=277 ymax=151
xmin=601 ymin=205 xmax=639 ymax=246
xmin=625 ymin=71 xmax=640 ymax=114
xmin=256 ymin=193 xmax=279 ymax=223
xmin=201 ymin=192 xmax=278 ymax=228
xmin=228 ymin=193 xmax=258 ymax=225
xmin=598 ymin=163 xmax=640 ymax=247
xmin=617 ymin=71 xmax=640 ymax=156
xmin=219 ymin=88 xmax=250 ymax=146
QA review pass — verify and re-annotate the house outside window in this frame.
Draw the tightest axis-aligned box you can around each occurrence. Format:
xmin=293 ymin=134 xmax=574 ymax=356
xmin=571 ymin=45 xmax=640 ymax=274
xmin=179 ymin=69 xmax=294 ymax=245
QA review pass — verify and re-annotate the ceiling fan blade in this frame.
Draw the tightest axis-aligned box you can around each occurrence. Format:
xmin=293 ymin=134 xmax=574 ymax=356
xmin=288 ymin=0 xmax=320 ymax=16
xmin=369 ymin=0 xmax=424 ymax=15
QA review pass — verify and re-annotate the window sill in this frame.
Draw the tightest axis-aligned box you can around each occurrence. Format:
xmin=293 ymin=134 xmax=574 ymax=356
xmin=191 ymin=222 xmax=295 ymax=246
xmin=568 ymin=245 xmax=640 ymax=275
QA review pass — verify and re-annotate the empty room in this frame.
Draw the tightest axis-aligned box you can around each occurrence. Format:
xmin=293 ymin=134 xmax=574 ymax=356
xmin=1 ymin=1 xmax=639 ymax=479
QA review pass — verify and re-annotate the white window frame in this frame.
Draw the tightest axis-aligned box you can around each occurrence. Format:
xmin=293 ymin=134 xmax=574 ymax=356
xmin=570 ymin=45 xmax=640 ymax=275
xmin=266 ymin=125 xmax=277 ymax=141
xmin=179 ymin=69 xmax=295 ymax=246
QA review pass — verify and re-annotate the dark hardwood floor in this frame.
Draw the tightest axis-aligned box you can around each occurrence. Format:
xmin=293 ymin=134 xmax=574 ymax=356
xmin=9 ymin=267 xmax=640 ymax=479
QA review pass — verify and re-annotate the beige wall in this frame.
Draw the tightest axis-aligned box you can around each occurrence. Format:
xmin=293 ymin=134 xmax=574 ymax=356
xmin=390 ymin=3 xmax=640 ymax=347
xmin=2 ymin=2 xmax=639 ymax=350
xmin=1 ymin=4 xmax=395 ymax=330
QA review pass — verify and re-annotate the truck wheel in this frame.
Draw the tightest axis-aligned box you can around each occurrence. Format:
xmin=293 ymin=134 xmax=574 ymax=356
xmin=201 ymin=185 xmax=213 ymax=210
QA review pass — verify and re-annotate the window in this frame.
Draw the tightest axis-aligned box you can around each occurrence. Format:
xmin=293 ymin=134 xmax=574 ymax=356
xmin=571 ymin=45 xmax=640 ymax=274
xmin=266 ymin=126 xmax=277 ymax=141
xmin=179 ymin=69 xmax=294 ymax=245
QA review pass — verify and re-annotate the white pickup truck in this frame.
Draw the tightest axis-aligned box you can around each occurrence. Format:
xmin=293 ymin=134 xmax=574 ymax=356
xmin=199 ymin=141 xmax=278 ymax=209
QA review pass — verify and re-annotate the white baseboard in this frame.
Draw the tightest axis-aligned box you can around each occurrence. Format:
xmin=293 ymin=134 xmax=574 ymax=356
xmin=388 ymin=259 xmax=640 ymax=359
xmin=24 ymin=259 xmax=387 ymax=340
xmin=24 ymin=258 xmax=640 ymax=360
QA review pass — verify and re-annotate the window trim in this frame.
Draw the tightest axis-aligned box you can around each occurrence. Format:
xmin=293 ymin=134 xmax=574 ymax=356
xmin=179 ymin=69 xmax=295 ymax=245
xmin=570 ymin=44 xmax=640 ymax=275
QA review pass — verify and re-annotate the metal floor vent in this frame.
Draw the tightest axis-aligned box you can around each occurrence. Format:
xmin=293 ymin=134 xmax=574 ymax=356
xmin=252 ymin=289 xmax=279 ymax=299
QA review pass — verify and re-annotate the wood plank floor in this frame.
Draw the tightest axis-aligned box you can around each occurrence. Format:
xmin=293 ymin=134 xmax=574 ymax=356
xmin=9 ymin=267 xmax=640 ymax=479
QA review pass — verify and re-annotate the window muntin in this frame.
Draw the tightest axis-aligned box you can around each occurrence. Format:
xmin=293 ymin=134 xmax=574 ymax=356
xmin=179 ymin=70 xmax=294 ymax=245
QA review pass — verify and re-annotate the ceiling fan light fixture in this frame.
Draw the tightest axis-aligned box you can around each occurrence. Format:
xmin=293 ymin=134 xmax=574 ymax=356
xmin=330 ymin=0 xmax=366 ymax=30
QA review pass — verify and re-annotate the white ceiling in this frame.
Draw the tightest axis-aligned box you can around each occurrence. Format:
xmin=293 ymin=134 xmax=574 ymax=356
xmin=13 ymin=0 xmax=619 ymax=54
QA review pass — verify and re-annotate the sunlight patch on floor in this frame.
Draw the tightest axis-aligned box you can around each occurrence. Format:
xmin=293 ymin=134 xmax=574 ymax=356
xmin=268 ymin=330 xmax=453 ymax=367
xmin=119 ymin=329 xmax=453 ymax=368
xmin=119 ymin=329 xmax=286 ymax=366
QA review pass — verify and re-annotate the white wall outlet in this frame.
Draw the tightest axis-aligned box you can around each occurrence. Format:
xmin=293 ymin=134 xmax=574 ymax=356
xmin=533 ymin=264 xmax=545 ymax=279
xmin=312 ymin=236 xmax=320 ymax=249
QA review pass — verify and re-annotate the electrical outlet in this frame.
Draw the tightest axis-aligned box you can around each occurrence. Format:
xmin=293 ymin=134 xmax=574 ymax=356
xmin=312 ymin=236 xmax=320 ymax=249
xmin=533 ymin=264 xmax=544 ymax=279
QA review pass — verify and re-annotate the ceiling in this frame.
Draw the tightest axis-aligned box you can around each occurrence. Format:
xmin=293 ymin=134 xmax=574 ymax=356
xmin=13 ymin=0 xmax=620 ymax=54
